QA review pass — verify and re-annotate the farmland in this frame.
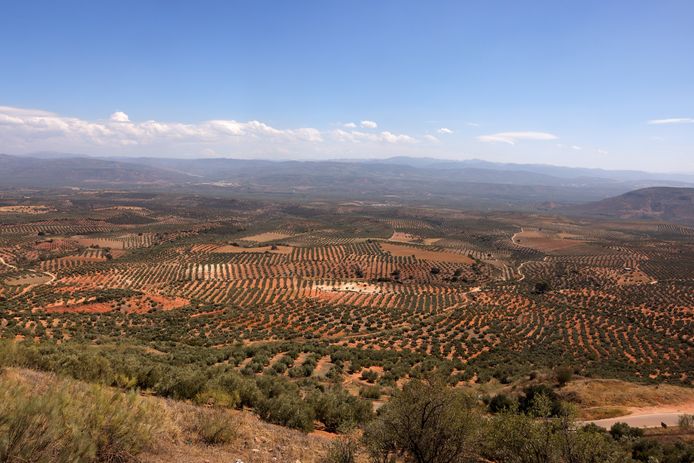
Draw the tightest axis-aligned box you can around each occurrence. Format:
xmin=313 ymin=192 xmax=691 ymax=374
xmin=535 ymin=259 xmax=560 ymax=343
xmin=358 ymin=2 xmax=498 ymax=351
xmin=0 ymin=188 xmax=692 ymax=395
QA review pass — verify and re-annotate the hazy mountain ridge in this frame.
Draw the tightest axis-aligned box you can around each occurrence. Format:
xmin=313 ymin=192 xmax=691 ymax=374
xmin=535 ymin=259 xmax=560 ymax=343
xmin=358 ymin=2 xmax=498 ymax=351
xmin=3 ymin=153 xmax=694 ymax=209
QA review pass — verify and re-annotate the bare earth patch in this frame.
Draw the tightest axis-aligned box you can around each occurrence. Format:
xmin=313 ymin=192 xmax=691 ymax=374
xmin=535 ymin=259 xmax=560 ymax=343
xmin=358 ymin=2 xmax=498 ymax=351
xmin=240 ymin=231 xmax=293 ymax=242
xmin=212 ymin=244 xmax=293 ymax=254
xmin=0 ymin=205 xmax=52 ymax=214
xmin=41 ymin=294 xmax=189 ymax=314
xmin=315 ymin=281 xmax=382 ymax=294
xmin=388 ymin=231 xmax=420 ymax=242
xmin=513 ymin=229 xmax=588 ymax=253
xmin=380 ymin=242 xmax=474 ymax=264
xmin=6 ymin=274 xmax=52 ymax=286
xmin=72 ymin=236 xmax=125 ymax=249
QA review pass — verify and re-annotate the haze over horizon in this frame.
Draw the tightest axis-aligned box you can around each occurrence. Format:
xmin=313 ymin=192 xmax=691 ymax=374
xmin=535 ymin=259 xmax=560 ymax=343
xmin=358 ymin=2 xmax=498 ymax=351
xmin=1 ymin=1 xmax=693 ymax=171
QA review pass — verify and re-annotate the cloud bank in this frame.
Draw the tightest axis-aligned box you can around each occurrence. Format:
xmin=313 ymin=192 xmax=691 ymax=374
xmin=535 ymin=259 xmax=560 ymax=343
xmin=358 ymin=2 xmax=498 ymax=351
xmin=0 ymin=106 xmax=425 ymax=158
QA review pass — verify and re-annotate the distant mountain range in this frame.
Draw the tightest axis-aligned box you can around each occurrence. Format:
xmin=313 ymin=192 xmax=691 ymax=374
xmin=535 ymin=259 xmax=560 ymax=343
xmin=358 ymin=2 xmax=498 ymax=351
xmin=2 ymin=153 xmax=694 ymax=212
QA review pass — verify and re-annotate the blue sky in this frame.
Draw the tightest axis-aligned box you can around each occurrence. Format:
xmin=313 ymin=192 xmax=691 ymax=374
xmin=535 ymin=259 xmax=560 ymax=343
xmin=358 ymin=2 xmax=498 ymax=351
xmin=0 ymin=1 xmax=692 ymax=171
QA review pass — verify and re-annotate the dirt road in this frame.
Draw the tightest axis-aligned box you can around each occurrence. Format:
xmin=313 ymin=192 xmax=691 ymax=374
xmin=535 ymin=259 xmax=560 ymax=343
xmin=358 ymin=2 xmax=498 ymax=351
xmin=584 ymin=412 xmax=688 ymax=429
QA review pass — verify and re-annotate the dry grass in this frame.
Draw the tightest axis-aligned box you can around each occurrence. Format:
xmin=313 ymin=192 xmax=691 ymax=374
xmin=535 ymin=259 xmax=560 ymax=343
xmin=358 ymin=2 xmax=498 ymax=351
xmin=212 ymin=244 xmax=293 ymax=254
xmin=564 ymin=379 xmax=694 ymax=409
xmin=578 ymin=406 xmax=630 ymax=420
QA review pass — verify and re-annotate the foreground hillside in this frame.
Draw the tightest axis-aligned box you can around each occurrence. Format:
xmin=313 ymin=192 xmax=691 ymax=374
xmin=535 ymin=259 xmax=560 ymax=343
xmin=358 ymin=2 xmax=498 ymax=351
xmin=2 ymin=366 xmax=693 ymax=463
xmin=568 ymin=187 xmax=694 ymax=223
xmin=0 ymin=367 xmax=334 ymax=463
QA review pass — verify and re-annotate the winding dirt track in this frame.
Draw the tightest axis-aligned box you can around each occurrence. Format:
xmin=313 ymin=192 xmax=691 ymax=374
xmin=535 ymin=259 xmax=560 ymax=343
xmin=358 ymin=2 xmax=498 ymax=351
xmin=0 ymin=256 xmax=57 ymax=297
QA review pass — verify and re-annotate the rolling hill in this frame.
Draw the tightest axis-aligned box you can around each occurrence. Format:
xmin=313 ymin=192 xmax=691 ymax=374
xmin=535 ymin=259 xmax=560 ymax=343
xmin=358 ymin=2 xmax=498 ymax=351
xmin=0 ymin=154 xmax=192 ymax=187
xmin=567 ymin=187 xmax=694 ymax=223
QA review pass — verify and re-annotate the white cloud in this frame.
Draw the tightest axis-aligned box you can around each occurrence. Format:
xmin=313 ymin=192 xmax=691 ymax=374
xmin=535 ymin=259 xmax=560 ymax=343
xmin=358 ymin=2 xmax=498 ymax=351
xmin=0 ymin=105 xmax=429 ymax=157
xmin=423 ymin=134 xmax=439 ymax=143
xmin=380 ymin=131 xmax=415 ymax=144
xmin=465 ymin=122 xmax=480 ymax=127
xmin=647 ymin=118 xmax=694 ymax=125
xmin=477 ymin=131 xmax=558 ymax=145
xmin=360 ymin=120 xmax=378 ymax=129
xmin=597 ymin=149 xmax=608 ymax=155
xmin=437 ymin=127 xmax=453 ymax=134
xmin=343 ymin=122 xmax=357 ymax=128
xmin=331 ymin=129 xmax=416 ymax=144
xmin=571 ymin=145 xmax=582 ymax=151
xmin=110 ymin=111 xmax=130 ymax=123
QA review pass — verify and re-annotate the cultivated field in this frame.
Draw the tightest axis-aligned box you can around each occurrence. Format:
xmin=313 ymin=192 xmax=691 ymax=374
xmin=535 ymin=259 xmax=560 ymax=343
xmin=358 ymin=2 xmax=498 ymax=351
xmin=0 ymin=189 xmax=692 ymax=396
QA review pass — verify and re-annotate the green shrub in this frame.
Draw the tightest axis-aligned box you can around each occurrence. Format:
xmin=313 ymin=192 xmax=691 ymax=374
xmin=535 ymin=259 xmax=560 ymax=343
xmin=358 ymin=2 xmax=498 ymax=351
xmin=321 ymin=437 xmax=358 ymax=463
xmin=363 ymin=379 xmax=480 ymax=463
xmin=488 ymin=393 xmax=517 ymax=413
xmin=609 ymin=422 xmax=644 ymax=441
xmin=193 ymin=408 xmax=238 ymax=445
xmin=309 ymin=389 xmax=372 ymax=433
xmin=360 ymin=369 xmax=378 ymax=383
xmin=359 ymin=385 xmax=381 ymax=400
xmin=194 ymin=388 xmax=240 ymax=408
xmin=155 ymin=367 xmax=207 ymax=400
xmin=257 ymin=393 xmax=315 ymax=432
xmin=555 ymin=367 xmax=573 ymax=387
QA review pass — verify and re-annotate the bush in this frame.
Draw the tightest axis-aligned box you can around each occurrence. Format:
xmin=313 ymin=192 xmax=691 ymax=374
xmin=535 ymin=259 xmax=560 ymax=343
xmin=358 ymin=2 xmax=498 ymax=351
xmin=363 ymin=379 xmax=480 ymax=463
xmin=360 ymin=385 xmax=381 ymax=400
xmin=194 ymin=388 xmax=240 ymax=408
xmin=0 ymin=373 xmax=162 ymax=463
xmin=193 ymin=408 xmax=238 ymax=445
xmin=679 ymin=413 xmax=693 ymax=429
xmin=556 ymin=367 xmax=573 ymax=387
xmin=609 ymin=422 xmax=644 ymax=441
xmin=483 ymin=411 xmax=629 ymax=463
xmin=488 ymin=393 xmax=517 ymax=413
xmin=360 ymin=369 xmax=378 ymax=383
xmin=321 ymin=437 xmax=358 ymax=463
xmin=309 ymin=389 xmax=372 ymax=433
xmin=518 ymin=384 xmax=562 ymax=417
xmin=155 ymin=367 xmax=207 ymax=400
xmin=256 ymin=393 xmax=315 ymax=432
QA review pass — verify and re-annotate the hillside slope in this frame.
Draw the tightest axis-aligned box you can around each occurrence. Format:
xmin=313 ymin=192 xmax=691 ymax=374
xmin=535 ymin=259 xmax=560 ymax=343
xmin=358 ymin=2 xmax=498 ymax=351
xmin=1 ymin=368 xmax=336 ymax=463
xmin=567 ymin=187 xmax=694 ymax=223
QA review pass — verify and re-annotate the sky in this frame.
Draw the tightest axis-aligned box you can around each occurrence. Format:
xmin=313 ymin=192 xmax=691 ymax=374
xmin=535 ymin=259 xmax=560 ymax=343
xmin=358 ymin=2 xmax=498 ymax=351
xmin=0 ymin=0 xmax=693 ymax=172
